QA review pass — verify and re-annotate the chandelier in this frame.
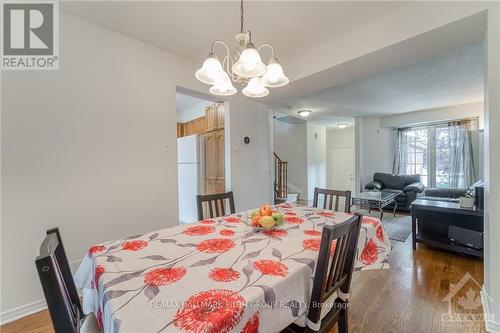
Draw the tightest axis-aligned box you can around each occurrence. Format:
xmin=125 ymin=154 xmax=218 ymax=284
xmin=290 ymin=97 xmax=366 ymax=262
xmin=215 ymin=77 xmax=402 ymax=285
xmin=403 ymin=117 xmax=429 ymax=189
xmin=195 ymin=0 xmax=289 ymax=98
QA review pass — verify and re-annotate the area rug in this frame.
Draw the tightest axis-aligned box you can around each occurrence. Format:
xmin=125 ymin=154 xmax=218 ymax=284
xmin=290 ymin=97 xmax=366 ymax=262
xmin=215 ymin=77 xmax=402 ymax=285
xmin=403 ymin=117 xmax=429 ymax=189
xmin=353 ymin=208 xmax=412 ymax=242
xmin=380 ymin=215 xmax=412 ymax=242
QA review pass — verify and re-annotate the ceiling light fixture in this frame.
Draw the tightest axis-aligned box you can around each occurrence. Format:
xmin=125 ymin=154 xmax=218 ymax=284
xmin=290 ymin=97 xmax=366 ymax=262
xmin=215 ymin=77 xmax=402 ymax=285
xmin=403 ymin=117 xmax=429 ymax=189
xmin=298 ymin=110 xmax=312 ymax=118
xmin=195 ymin=0 xmax=289 ymax=97
xmin=337 ymin=123 xmax=347 ymax=129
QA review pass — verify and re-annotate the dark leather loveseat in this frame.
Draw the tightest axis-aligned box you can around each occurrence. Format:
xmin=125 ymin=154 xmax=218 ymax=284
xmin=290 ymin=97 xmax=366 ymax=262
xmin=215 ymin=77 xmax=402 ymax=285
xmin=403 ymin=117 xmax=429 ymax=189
xmin=365 ymin=172 xmax=425 ymax=211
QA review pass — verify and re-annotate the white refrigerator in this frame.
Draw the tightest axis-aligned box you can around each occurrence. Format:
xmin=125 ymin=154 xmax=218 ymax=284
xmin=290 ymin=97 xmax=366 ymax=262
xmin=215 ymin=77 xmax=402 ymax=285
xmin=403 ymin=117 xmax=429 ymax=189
xmin=178 ymin=134 xmax=206 ymax=224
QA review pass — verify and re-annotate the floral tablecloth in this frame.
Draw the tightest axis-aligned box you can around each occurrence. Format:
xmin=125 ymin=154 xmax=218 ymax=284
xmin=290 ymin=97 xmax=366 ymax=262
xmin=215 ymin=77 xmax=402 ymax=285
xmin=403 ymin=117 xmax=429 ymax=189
xmin=74 ymin=204 xmax=391 ymax=333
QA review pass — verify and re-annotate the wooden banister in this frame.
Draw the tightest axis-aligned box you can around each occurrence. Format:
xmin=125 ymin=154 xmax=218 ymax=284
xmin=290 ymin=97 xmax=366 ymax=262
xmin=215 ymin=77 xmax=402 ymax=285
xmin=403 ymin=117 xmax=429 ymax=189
xmin=274 ymin=153 xmax=288 ymax=200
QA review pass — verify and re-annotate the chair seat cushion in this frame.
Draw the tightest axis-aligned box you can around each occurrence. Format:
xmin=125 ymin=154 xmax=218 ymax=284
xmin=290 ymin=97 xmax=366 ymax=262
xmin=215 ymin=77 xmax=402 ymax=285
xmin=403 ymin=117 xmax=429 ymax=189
xmin=81 ymin=313 xmax=100 ymax=333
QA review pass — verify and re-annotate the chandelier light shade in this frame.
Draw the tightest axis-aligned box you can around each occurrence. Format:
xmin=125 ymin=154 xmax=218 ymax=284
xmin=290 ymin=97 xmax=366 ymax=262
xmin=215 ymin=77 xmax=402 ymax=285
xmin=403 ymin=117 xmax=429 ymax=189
xmin=242 ymin=77 xmax=269 ymax=98
xmin=232 ymin=42 xmax=267 ymax=78
xmin=261 ymin=58 xmax=289 ymax=88
xmin=195 ymin=53 xmax=224 ymax=85
xmin=195 ymin=0 xmax=289 ymax=97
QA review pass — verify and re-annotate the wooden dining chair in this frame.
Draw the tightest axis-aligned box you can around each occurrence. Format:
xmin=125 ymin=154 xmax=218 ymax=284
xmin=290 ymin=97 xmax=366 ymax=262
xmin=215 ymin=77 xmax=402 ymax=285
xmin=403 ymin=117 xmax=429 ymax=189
xmin=35 ymin=228 xmax=99 ymax=333
xmin=196 ymin=191 xmax=236 ymax=220
xmin=312 ymin=187 xmax=352 ymax=213
xmin=286 ymin=213 xmax=363 ymax=333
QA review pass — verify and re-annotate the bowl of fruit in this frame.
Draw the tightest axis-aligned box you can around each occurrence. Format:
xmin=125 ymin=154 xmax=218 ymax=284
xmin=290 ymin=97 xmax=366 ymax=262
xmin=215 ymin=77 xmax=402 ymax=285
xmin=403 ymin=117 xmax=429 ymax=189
xmin=247 ymin=204 xmax=285 ymax=230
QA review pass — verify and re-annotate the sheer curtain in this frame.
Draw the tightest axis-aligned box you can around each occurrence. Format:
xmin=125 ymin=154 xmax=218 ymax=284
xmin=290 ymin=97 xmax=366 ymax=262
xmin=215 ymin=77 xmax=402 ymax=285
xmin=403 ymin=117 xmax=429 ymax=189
xmin=392 ymin=128 xmax=411 ymax=175
xmin=448 ymin=120 xmax=477 ymax=188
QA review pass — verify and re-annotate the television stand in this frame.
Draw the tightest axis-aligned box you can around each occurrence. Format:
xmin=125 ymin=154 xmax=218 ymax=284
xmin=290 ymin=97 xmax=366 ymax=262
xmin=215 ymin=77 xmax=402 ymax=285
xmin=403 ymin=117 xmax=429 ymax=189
xmin=410 ymin=199 xmax=483 ymax=258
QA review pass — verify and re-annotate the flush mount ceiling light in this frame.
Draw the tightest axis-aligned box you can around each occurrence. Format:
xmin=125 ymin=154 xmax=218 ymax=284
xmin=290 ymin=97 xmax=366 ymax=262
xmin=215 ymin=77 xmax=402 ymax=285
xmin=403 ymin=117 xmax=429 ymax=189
xmin=195 ymin=0 xmax=289 ymax=98
xmin=337 ymin=123 xmax=347 ymax=129
xmin=298 ymin=110 xmax=312 ymax=118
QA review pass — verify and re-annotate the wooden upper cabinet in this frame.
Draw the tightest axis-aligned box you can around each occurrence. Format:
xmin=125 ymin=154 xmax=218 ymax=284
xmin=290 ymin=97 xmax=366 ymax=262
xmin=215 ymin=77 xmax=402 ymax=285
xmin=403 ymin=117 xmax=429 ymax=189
xmin=215 ymin=130 xmax=225 ymax=180
xmin=205 ymin=132 xmax=217 ymax=179
xmin=205 ymin=102 xmax=224 ymax=133
xmin=176 ymin=123 xmax=183 ymax=138
xmin=215 ymin=103 xmax=225 ymax=130
xmin=205 ymin=105 xmax=217 ymax=132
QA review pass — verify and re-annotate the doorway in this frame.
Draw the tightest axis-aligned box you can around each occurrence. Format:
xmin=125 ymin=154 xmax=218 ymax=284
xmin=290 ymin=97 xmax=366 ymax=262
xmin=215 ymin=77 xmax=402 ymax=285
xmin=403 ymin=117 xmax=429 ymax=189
xmin=329 ymin=148 xmax=355 ymax=193
xmin=176 ymin=89 xmax=225 ymax=224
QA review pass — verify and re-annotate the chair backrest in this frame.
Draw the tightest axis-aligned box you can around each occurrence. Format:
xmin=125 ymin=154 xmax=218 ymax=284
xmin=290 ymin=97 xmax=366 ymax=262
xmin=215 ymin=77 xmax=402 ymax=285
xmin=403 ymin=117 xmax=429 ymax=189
xmin=307 ymin=213 xmax=363 ymax=326
xmin=313 ymin=187 xmax=352 ymax=213
xmin=196 ymin=191 xmax=236 ymax=220
xmin=35 ymin=228 xmax=83 ymax=333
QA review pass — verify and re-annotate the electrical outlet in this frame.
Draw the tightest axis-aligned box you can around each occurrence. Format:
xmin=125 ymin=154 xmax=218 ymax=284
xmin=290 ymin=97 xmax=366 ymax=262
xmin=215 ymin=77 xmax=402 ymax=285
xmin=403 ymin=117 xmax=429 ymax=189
xmin=163 ymin=142 xmax=170 ymax=152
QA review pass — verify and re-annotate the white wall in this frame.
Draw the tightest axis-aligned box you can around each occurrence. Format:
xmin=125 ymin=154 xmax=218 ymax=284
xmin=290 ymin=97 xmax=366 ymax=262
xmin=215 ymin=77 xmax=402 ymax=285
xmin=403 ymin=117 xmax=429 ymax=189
xmin=379 ymin=102 xmax=484 ymax=129
xmin=177 ymin=100 xmax=211 ymax=123
xmin=484 ymin=4 xmax=500 ymax=331
xmin=326 ymin=128 xmax=355 ymax=188
xmin=355 ymin=117 xmax=395 ymax=190
xmin=0 ymin=12 xmax=273 ymax=322
xmin=273 ymin=119 xmax=307 ymax=197
xmin=226 ymin=96 xmax=272 ymax=211
xmin=306 ymin=123 xmax=327 ymax=200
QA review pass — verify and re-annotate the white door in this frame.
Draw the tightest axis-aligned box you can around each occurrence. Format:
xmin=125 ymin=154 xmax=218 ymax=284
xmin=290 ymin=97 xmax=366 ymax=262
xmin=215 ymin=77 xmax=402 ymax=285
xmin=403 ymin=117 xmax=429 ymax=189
xmin=330 ymin=148 xmax=354 ymax=193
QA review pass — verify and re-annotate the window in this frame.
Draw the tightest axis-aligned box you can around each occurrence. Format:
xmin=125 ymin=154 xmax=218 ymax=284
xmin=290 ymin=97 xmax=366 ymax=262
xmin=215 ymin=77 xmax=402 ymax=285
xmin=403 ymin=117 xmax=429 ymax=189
xmin=404 ymin=128 xmax=429 ymax=186
xmin=394 ymin=120 xmax=477 ymax=188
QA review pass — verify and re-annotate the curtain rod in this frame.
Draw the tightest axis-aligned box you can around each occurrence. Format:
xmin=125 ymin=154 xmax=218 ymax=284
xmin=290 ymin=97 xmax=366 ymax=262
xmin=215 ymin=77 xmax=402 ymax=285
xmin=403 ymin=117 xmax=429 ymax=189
xmin=392 ymin=117 xmax=479 ymax=130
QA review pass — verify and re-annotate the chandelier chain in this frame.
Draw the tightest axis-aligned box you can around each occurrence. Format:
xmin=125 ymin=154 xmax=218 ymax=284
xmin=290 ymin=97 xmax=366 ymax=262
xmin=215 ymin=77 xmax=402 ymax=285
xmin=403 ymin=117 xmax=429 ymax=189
xmin=240 ymin=0 xmax=244 ymax=33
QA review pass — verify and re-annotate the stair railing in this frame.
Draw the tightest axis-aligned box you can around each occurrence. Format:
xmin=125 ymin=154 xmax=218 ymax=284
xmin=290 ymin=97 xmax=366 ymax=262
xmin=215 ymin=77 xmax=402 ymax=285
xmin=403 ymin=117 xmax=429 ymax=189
xmin=274 ymin=153 xmax=288 ymax=199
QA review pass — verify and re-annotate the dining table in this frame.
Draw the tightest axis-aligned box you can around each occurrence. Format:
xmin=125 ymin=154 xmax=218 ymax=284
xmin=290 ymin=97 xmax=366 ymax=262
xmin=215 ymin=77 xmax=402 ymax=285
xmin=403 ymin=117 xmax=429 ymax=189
xmin=74 ymin=203 xmax=392 ymax=333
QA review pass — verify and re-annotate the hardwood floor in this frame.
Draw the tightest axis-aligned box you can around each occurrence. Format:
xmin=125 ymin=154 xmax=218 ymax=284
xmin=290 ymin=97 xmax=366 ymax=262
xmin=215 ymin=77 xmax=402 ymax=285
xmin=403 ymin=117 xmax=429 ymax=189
xmin=1 ymin=237 xmax=484 ymax=333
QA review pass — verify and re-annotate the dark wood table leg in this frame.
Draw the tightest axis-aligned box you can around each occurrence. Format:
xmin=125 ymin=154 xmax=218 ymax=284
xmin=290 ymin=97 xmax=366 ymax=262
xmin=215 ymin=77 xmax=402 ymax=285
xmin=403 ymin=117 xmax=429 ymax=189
xmin=379 ymin=202 xmax=384 ymax=220
xmin=411 ymin=207 xmax=417 ymax=250
xmin=393 ymin=200 xmax=398 ymax=217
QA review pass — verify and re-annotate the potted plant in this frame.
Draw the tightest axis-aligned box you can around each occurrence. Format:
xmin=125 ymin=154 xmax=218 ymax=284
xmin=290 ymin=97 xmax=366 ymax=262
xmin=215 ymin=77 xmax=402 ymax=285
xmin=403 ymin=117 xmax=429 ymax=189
xmin=459 ymin=189 xmax=475 ymax=208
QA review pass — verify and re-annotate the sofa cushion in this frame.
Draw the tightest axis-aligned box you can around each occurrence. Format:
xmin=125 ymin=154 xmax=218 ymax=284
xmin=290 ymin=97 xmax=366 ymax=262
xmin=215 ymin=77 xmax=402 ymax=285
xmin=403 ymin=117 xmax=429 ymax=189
xmin=374 ymin=172 xmax=421 ymax=190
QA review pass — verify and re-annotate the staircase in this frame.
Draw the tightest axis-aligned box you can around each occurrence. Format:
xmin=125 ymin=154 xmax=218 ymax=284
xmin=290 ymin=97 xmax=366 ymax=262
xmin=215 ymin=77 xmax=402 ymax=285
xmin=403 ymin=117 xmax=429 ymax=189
xmin=274 ymin=153 xmax=299 ymax=204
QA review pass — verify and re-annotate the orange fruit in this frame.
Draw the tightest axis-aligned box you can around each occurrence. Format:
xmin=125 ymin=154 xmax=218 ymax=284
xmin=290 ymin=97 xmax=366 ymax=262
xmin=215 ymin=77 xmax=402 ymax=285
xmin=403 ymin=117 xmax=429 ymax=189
xmin=252 ymin=214 xmax=261 ymax=226
xmin=259 ymin=204 xmax=272 ymax=217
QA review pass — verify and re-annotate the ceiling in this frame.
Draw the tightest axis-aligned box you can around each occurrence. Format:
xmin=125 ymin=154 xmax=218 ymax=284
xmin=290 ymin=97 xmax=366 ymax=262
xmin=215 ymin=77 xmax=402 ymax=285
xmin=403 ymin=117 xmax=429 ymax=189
xmin=176 ymin=93 xmax=211 ymax=113
xmin=61 ymin=1 xmax=406 ymax=63
xmin=270 ymin=42 xmax=485 ymax=124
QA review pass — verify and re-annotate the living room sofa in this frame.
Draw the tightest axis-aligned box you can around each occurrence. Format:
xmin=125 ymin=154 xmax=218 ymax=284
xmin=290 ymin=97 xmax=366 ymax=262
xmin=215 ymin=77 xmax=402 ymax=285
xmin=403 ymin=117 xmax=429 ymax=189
xmin=365 ymin=172 xmax=425 ymax=211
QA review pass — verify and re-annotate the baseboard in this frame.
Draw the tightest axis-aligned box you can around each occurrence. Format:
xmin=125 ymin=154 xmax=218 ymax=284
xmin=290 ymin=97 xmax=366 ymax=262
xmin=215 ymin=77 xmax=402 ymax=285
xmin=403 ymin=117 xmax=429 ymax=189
xmin=0 ymin=299 xmax=47 ymax=326
xmin=0 ymin=258 xmax=83 ymax=326
xmin=481 ymin=288 xmax=500 ymax=332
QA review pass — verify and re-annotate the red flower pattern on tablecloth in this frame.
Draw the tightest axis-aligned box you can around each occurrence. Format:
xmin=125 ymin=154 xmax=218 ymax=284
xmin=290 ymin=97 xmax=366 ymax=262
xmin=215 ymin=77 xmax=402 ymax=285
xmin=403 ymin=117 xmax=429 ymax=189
xmin=220 ymin=229 xmax=235 ymax=237
xmin=174 ymin=289 xmax=245 ymax=333
xmin=94 ymin=265 xmax=105 ymax=288
xmin=241 ymin=312 xmax=260 ymax=333
xmin=224 ymin=217 xmax=241 ymax=223
xmin=263 ymin=229 xmax=288 ymax=238
xmin=302 ymin=238 xmax=320 ymax=251
xmin=197 ymin=239 xmax=235 ymax=253
xmin=209 ymin=267 xmax=240 ymax=282
xmin=75 ymin=204 xmax=392 ymax=332
xmin=88 ymin=245 xmax=106 ymax=257
xmin=362 ymin=216 xmax=379 ymax=226
xmin=316 ymin=211 xmax=335 ymax=217
xmin=144 ymin=267 xmax=186 ymax=286
xmin=183 ymin=225 xmax=215 ymax=236
xmin=303 ymin=229 xmax=321 ymax=236
xmin=285 ymin=216 xmax=304 ymax=224
xmin=360 ymin=239 xmax=379 ymax=265
xmin=122 ymin=240 xmax=148 ymax=251
xmin=96 ymin=308 xmax=103 ymax=330
xmin=376 ymin=225 xmax=384 ymax=242
xmin=303 ymin=239 xmax=337 ymax=255
xmin=276 ymin=203 xmax=292 ymax=209
xmin=253 ymin=260 xmax=288 ymax=277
